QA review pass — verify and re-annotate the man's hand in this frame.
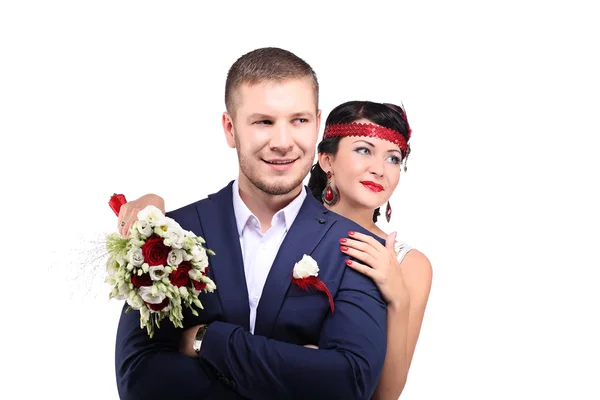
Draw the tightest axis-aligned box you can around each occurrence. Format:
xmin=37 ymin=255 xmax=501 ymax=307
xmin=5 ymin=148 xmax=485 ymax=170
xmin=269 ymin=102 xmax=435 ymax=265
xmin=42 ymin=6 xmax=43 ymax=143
xmin=304 ymin=344 xmax=318 ymax=349
xmin=179 ymin=324 xmax=206 ymax=358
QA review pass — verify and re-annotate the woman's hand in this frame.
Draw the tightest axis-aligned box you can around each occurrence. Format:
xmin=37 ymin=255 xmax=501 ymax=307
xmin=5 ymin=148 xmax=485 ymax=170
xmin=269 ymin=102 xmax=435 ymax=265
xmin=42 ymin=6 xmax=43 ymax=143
xmin=117 ymin=193 xmax=165 ymax=237
xmin=340 ymin=231 xmax=408 ymax=307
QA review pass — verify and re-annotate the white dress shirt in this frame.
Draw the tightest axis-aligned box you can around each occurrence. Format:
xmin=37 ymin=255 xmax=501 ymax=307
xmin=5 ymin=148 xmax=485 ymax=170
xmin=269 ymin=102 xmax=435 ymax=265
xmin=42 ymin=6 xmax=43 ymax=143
xmin=232 ymin=179 xmax=306 ymax=333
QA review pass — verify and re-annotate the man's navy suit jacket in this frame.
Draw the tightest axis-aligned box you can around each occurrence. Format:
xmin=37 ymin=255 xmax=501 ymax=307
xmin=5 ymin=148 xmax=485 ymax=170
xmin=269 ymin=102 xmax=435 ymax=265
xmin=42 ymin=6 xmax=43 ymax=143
xmin=115 ymin=182 xmax=388 ymax=399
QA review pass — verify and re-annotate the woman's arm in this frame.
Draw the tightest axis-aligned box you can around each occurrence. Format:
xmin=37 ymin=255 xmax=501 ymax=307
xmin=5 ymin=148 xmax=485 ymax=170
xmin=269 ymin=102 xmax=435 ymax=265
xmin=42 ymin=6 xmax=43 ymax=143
xmin=401 ymin=250 xmax=433 ymax=371
xmin=341 ymin=233 xmax=433 ymax=399
xmin=371 ymin=249 xmax=432 ymax=400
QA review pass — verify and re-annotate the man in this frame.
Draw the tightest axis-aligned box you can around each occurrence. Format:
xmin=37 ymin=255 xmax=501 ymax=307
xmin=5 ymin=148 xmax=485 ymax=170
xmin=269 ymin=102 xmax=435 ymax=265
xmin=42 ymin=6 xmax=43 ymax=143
xmin=115 ymin=47 xmax=387 ymax=399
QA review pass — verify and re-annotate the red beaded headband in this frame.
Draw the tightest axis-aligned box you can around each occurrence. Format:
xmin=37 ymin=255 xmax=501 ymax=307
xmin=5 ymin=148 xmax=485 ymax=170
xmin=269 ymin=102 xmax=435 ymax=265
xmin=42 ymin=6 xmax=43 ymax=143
xmin=323 ymin=123 xmax=409 ymax=155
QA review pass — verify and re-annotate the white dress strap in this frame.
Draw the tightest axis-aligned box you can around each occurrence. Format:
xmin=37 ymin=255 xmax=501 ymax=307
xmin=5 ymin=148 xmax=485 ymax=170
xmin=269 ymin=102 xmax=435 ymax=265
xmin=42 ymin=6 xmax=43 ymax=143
xmin=394 ymin=241 xmax=413 ymax=263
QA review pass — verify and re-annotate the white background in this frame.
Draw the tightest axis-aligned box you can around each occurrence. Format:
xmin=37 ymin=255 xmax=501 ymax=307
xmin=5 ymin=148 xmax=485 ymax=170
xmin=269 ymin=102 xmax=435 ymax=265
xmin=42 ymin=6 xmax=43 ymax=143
xmin=2 ymin=1 xmax=599 ymax=399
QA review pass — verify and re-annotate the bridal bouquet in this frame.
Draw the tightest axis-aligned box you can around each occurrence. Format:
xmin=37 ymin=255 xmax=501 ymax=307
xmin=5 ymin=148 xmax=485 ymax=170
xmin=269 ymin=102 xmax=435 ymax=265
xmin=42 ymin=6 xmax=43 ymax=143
xmin=105 ymin=196 xmax=216 ymax=338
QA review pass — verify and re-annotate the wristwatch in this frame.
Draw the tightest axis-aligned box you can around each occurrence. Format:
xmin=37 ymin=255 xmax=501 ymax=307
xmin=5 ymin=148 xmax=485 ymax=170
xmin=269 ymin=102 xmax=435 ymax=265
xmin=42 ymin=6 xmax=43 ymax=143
xmin=193 ymin=325 xmax=208 ymax=355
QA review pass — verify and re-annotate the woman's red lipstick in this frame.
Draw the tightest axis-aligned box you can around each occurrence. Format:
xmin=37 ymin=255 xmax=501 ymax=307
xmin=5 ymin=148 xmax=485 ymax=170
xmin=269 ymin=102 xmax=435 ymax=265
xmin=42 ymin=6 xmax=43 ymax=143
xmin=361 ymin=181 xmax=384 ymax=192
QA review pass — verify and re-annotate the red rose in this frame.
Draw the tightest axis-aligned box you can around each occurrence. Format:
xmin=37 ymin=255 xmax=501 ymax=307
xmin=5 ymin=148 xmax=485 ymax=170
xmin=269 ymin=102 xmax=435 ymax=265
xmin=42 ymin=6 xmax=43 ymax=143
xmin=131 ymin=273 xmax=152 ymax=287
xmin=169 ymin=262 xmax=191 ymax=287
xmin=192 ymin=279 xmax=206 ymax=291
xmin=146 ymin=298 xmax=169 ymax=311
xmin=141 ymin=235 xmax=169 ymax=266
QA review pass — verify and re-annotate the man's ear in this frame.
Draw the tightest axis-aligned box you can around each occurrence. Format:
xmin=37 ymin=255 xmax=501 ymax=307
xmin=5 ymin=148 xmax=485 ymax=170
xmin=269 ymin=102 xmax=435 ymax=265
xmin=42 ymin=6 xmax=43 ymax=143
xmin=222 ymin=112 xmax=236 ymax=149
xmin=316 ymin=109 xmax=322 ymax=132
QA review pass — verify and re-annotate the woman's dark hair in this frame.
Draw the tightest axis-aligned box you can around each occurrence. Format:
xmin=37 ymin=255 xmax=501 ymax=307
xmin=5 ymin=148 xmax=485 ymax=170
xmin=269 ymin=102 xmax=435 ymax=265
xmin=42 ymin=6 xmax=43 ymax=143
xmin=307 ymin=100 xmax=411 ymax=222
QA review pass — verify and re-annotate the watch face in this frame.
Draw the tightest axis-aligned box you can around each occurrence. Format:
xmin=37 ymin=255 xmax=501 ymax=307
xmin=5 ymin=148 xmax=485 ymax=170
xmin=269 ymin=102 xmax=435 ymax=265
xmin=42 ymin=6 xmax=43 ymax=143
xmin=195 ymin=325 xmax=208 ymax=341
xmin=193 ymin=339 xmax=202 ymax=352
xmin=193 ymin=325 xmax=208 ymax=353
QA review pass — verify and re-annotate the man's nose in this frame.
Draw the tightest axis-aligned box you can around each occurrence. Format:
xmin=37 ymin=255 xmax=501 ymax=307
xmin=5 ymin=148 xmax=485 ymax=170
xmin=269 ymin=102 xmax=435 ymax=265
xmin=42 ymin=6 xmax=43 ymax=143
xmin=270 ymin=124 xmax=294 ymax=153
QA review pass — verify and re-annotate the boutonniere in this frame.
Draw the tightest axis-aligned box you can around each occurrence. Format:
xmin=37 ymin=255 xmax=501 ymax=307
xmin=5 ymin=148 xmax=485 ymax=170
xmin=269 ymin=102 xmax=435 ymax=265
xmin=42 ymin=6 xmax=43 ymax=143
xmin=292 ymin=255 xmax=334 ymax=314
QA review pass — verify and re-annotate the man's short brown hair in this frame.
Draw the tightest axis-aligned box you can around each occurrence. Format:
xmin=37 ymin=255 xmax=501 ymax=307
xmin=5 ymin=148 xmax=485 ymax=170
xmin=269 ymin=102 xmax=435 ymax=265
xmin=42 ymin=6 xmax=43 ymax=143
xmin=225 ymin=47 xmax=319 ymax=116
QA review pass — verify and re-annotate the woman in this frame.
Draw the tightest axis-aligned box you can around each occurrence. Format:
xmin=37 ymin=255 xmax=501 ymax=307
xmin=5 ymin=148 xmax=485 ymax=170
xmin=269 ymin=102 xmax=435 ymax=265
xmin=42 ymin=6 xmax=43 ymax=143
xmin=118 ymin=101 xmax=432 ymax=399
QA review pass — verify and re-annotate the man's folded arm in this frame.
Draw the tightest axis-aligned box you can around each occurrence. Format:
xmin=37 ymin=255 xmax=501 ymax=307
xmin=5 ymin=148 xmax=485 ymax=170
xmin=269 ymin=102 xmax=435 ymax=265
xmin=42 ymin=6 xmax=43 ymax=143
xmin=199 ymin=267 xmax=388 ymax=400
xmin=115 ymin=305 xmax=220 ymax=399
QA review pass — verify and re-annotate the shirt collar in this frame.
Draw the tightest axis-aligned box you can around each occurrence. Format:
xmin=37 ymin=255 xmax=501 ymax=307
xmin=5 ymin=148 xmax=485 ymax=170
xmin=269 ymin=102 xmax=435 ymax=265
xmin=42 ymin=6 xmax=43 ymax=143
xmin=232 ymin=179 xmax=307 ymax=235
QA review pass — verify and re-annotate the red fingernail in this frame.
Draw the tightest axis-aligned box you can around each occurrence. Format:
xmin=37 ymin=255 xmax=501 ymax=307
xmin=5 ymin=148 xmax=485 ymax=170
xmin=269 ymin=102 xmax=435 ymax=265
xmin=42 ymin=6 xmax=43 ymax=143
xmin=340 ymin=246 xmax=348 ymax=251
xmin=345 ymin=260 xmax=352 ymax=265
xmin=348 ymin=231 xmax=355 ymax=236
xmin=340 ymin=238 xmax=347 ymax=244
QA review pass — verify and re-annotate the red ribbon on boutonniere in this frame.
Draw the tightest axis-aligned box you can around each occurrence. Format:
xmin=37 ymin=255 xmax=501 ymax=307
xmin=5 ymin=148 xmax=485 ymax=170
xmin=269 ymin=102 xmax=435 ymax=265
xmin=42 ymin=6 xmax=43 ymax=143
xmin=109 ymin=193 xmax=127 ymax=216
xmin=292 ymin=255 xmax=334 ymax=314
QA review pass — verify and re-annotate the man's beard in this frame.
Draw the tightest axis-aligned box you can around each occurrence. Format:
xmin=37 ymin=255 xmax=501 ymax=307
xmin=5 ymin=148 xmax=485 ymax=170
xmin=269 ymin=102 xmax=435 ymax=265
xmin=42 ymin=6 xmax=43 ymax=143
xmin=248 ymin=174 xmax=304 ymax=196
xmin=237 ymin=151 xmax=312 ymax=196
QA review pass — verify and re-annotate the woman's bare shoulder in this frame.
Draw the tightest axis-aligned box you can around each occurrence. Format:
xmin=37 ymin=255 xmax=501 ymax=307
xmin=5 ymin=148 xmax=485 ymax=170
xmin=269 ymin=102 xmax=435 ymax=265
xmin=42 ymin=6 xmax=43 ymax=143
xmin=399 ymin=247 xmax=433 ymax=293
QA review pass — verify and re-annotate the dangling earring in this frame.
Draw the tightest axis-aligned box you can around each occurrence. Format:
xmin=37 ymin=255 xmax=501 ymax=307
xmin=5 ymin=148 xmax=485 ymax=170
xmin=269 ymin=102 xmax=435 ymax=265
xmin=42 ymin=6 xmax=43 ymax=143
xmin=385 ymin=201 xmax=392 ymax=223
xmin=322 ymin=171 xmax=339 ymax=206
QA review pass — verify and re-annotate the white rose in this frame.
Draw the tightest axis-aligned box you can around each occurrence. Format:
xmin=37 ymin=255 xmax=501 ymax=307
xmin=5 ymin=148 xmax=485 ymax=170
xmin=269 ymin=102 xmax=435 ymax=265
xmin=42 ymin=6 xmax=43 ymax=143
xmin=293 ymin=254 xmax=319 ymax=279
xmin=138 ymin=286 xmax=166 ymax=304
xmin=191 ymin=246 xmax=207 ymax=262
xmin=149 ymin=265 xmax=167 ymax=281
xmin=136 ymin=219 xmax=153 ymax=237
xmin=154 ymin=217 xmax=181 ymax=235
xmin=188 ymin=269 xmax=203 ymax=281
xmin=127 ymin=294 xmax=145 ymax=309
xmin=167 ymin=249 xmax=184 ymax=267
xmin=193 ymin=258 xmax=209 ymax=270
xmin=183 ymin=253 xmax=192 ymax=262
xmin=182 ymin=236 xmax=195 ymax=250
xmin=202 ymin=276 xmax=216 ymax=292
xmin=164 ymin=226 xmax=185 ymax=249
xmin=137 ymin=206 xmax=165 ymax=225
xmin=166 ymin=218 xmax=183 ymax=231
xmin=153 ymin=225 xmax=167 ymax=238
xmin=127 ymin=247 xmax=144 ymax=267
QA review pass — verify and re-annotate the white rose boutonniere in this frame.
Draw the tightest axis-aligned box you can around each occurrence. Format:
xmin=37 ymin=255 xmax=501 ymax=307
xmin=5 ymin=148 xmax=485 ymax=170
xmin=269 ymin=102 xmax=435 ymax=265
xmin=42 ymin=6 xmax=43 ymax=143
xmin=291 ymin=254 xmax=334 ymax=314
xmin=293 ymin=254 xmax=319 ymax=279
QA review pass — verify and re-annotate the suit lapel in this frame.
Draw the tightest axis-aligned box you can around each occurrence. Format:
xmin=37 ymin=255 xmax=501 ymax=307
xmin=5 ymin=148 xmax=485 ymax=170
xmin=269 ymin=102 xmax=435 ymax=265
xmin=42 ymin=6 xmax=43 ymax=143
xmin=196 ymin=181 xmax=250 ymax=331
xmin=254 ymin=193 xmax=335 ymax=337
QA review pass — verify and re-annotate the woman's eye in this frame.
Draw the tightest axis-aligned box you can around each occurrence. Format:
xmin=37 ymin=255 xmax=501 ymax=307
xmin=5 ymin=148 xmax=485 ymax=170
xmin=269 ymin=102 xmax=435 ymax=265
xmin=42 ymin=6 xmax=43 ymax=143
xmin=386 ymin=155 xmax=401 ymax=164
xmin=354 ymin=147 xmax=370 ymax=155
